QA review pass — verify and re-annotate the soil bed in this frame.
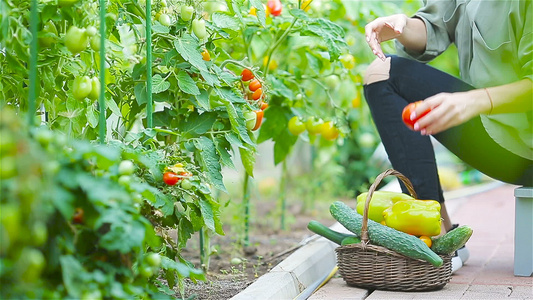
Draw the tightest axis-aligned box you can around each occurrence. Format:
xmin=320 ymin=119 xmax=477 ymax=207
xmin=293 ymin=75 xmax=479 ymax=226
xmin=177 ymin=201 xmax=336 ymax=300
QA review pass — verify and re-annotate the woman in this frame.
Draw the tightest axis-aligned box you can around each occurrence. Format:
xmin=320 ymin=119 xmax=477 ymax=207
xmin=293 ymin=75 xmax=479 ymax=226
xmin=363 ymin=1 xmax=532 ymax=271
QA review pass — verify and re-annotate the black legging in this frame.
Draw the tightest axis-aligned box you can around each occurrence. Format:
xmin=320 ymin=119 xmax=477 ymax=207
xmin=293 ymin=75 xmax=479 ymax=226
xmin=363 ymin=56 xmax=532 ymax=203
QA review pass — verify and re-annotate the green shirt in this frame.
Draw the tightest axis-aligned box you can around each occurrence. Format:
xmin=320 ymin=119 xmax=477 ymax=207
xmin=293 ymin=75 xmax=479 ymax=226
xmin=397 ymin=0 xmax=533 ymax=160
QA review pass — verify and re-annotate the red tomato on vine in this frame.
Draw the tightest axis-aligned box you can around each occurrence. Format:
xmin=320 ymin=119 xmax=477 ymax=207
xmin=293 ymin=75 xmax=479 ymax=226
xmin=163 ymin=171 xmax=180 ymax=185
xmin=241 ymin=69 xmax=254 ymax=81
xmin=267 ymin=0 xmax=282 ymax=16
xmin=252 ymin=88 xmax=263 ymax=100
xmin=249 ymin=79 xmax=261 ymax=92
xmin=252 ymin=110 xmax=264 ymax=131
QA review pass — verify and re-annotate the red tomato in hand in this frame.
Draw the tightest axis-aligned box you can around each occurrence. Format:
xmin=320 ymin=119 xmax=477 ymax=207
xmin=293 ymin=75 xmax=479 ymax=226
xmin=163 ymin=171 xmax=180 ymax=185
xmin=241 ymin=69 xmax=254 ymax=81
xmin=402 ymin=101 xmax=431 ymax=130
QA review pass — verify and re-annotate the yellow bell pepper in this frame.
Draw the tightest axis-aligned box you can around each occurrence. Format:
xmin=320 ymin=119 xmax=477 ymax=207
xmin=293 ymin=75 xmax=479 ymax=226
xmin=356 ymin=191 xmax=414 ymax=223
xmin=382 ymin=199 xmax=442 ymax=237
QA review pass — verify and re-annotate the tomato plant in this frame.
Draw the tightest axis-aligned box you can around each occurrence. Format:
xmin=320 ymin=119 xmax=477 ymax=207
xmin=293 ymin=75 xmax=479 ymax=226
xmin=402 ymin=101 xmax=431 ymax=130
xmin=159 ymin=13 xmax=171 ymax=26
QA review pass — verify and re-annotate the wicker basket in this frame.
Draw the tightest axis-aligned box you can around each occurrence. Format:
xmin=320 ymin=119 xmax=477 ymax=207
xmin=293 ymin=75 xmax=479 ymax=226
xmin=335 ymin=169 xmax=452 ymax=292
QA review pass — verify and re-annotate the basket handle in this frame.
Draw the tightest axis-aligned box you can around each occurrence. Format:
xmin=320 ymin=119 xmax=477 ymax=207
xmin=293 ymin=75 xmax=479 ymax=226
xmin=360 ymin=169 xmax=417 ymax=243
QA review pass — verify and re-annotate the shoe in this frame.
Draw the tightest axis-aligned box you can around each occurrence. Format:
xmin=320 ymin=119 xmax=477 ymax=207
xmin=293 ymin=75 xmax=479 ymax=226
xmin=456 ymin=246 xmax=470 ymax=264
xmin=451 ymin=255 xmax=463 ymax=274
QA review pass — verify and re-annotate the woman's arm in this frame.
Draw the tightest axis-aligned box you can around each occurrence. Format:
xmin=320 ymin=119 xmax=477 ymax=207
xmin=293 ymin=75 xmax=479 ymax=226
xmin=365 ymin=14 xmax=427 ymax=60
xmin=412 ymin=78 xmax=533 ymax=135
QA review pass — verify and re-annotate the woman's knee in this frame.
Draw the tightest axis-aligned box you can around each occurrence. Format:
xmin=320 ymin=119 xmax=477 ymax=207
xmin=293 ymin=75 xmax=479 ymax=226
xmin=363 ymin=57 xmax=392 ymax=85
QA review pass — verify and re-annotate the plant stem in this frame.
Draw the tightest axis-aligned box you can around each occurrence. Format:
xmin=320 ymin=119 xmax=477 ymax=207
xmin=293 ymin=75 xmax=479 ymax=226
xmin=262 ymin=18 xmax=298 ymax=76
xmin=279 ymin=160 xmax=288 ymax=230
xmin=242 ymin=173 xmax=251 ymax=247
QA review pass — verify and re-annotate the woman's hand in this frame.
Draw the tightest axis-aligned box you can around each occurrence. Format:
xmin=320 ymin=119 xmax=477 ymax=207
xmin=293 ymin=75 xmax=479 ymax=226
xmin=365 ymin=14 xmax=408 ymax=60
xmin=365 ymin=14 xmax=427 ymax=60
xmin=411 ymin=90 xmax=489 ymax=135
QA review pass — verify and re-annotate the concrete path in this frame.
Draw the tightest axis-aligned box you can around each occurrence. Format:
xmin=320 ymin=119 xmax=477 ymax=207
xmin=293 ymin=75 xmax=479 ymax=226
xmin=310 ymin=183 xmax=533 ymax=300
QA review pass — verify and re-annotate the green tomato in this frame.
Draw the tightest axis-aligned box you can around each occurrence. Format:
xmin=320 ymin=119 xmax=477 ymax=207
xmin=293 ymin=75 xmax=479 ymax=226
xmin=159 ymin=14 xmax=171 ymax=26
xmin=118 ymin=160 xmax=135 ymax=175
xmin=65 ymin=26 xmax=89 ymax=54
xmin=85 ymin=26 xmax=97 ymax=37
xmin=181 ymin=5 xmax=194 ymax=21
xmin=0 ymin=157 xmax=17 ymax=179
xmin=31 ymin=222 xmax=48 ymax=247
xmin=340 ymin=53 xmax=356 ymax=69
xmin=19 ymin=248 xmax=45 ymax=282
xmin=192 ymin=19 xmax=207 ymax=39
xmin=72 ymin=76 xmax=92 ymax=100
xmin=358 ymin=132 xmax=376 ymax=148
xmin=244 ymin=111 xmax=256 ymax=131
xmin=39 ymin=20 xmax=58 ymax=48
xmin=139 ymin=266 xmax=153 ymax=278
xmin=145 ymin=253 xmax=161 ymax=268
xmin=90 ymin=35 xmax=101 ymax=51
xmin=35 ymin=128 xmax=53 ymax=147
xmin=118 ymin=175 xmax=131 ymax=187
xmin=305 ymin=117 xmax=323 ymax=135
xmin=87 ymin=77 xmax=100 ymax=100
xmin=325 ymin=75 xmax=340 ymax=90
xmin=180 ymin=178 xmax=193 ymax=190
xmin=288 ymin=116 xmax=306 ymax=135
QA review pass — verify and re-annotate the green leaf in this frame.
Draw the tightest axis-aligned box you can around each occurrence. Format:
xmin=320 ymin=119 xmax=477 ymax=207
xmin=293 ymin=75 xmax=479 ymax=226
xmin=239 ymin=143 xmax=256 ymax=177
xmin=225 ymin=132 xmax=243 ymax=149
xmin=222 ymin=100 xmax=254 ymax=146
xmin=302 ymin=18 xmax=347 ymax=62
xmin=106 ymin=97 xmax=122 ymax=116
xmin=195 ymin=89 xmax=210 ymax=111
xmin=152 ymin=74 xmax=171 ymax=94
xmin=60 ymin=255 xmax=88 ymax=298
xmin=152 ymin=23 xmax=170 ymax=34
xmin=289 ymin=8 xmax=311 ymax=21
xmin=174 ymin=34 xmax=219 ymax=87
xmin=178 ymin=217 xmax=194 ymax=250
xmin=249 ymin=0 xmax=266 ymax=27
xmin=215 ymin=136 xmax=235 ymax=169
xmin=198 ymin=199 xmax=215 ymax=232
xmin=215 ymin=86 xmax=245 ymax=104
xmin=211 ymin=12 xmax=240 ymax=31
xmin=134 ymin=83 xmax=147 ymax=105
xmin=86 ymin=104 xmax=99 ymax=128
xmin=193 ymin=136 xmax=227 ymax=193
xmin=177 ymin=70 xmax=200 ymax=95
xmin=181 ymin=111 xmax=216 ymax=136
xmin=100 ymin=217 xmax=146 ymax=253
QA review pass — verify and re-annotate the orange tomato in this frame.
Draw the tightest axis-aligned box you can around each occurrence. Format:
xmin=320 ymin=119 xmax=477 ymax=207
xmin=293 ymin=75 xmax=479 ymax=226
xmin=419 ymin=236 xmax=432 ymax=248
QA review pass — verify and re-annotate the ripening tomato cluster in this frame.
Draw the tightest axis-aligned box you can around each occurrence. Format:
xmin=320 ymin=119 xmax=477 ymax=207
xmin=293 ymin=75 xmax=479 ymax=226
xmin=162 ymin=163 xmax=193 ymax=189
xmin=156 ymin=5 xmax=207 ymax=40
xmin=240 ymin=68 xmax=269 ymax=131
xmin=288 ymin=116 xmax=340 ymax=141
xmin=249 ymin=0 xmax=283 ymax=17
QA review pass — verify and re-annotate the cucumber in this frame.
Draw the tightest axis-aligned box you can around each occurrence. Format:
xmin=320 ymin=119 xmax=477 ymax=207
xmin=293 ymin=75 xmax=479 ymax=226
xmin=341 ymin=236 xmax=361 ymax=246
xmin=307 ymin=220 xmax=357 ymax=245
xmin=330 ymin=201 xmax=443 ymax=267
xmin=431 ymin=225 xmax=473 ymax=255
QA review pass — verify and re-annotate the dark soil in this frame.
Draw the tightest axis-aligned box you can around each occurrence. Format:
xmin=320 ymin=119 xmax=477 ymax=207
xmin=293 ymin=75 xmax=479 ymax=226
xmin=176 ymin=199 xmax=338 ymax=300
